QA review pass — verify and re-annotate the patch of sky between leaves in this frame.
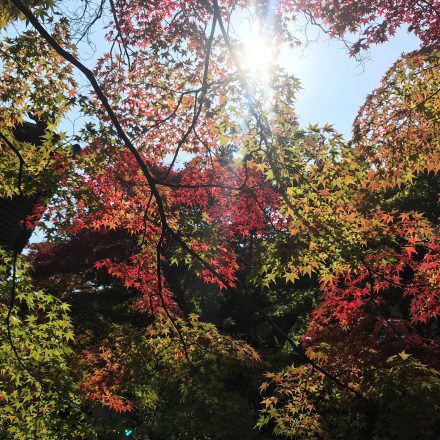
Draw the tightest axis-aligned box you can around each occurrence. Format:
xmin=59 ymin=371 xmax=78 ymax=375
xmin=281 ymin=25 xmax=420 ymax=138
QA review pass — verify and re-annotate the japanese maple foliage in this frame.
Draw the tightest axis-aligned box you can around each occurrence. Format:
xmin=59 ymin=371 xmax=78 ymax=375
xmin=1 ymin=0 xmax=440 ymax=438
xmin=281 ymin=0 xmax=440 ymax=55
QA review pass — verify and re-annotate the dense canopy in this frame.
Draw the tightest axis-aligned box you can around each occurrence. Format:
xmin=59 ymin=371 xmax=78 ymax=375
xmin=0 ymin=0 xmax=439 ymax=439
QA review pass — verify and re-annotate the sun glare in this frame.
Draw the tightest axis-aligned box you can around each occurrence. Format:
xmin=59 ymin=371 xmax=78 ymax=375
xmin=241 ymin=28 xmax=275 ymax=83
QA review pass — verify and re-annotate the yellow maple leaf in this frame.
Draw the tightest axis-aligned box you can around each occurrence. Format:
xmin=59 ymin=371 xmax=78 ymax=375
xmin=399 ymin=351 xmax=411 ymax=360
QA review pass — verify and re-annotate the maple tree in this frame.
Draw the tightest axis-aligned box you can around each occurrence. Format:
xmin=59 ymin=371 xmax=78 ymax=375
xmin=281 ymin=0 xmax=440 ymax=55
xmin=0 ymin=0 xmax=439 ymax=438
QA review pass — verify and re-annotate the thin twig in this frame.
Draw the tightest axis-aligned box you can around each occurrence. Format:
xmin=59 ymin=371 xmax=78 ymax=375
xmin=0 ymin=132 xmax=25 ymax=195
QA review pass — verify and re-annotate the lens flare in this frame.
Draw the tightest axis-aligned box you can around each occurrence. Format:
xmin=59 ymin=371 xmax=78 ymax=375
xmin=241 ymin=27 xmax=275 ymax=83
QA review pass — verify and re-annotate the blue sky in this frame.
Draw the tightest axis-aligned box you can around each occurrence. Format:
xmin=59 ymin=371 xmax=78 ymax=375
xmin=280 ymin=29 xmax=420 ymax=137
